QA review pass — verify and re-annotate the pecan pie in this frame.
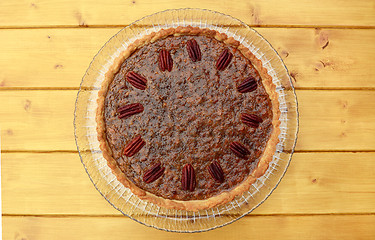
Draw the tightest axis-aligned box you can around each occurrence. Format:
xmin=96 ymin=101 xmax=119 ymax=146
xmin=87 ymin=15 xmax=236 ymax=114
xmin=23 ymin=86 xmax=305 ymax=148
xmin=96 ymin=26 xmax=281 ymax=211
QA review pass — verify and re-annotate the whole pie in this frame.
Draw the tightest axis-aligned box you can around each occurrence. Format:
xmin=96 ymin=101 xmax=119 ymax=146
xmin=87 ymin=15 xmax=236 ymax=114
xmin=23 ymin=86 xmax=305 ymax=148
xmin=96 ymin=26 xmax=280 ymax=211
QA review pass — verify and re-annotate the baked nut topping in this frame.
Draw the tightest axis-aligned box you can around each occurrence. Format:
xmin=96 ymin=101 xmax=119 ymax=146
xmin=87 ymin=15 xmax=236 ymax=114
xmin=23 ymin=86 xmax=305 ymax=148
xmin=126 ymin=71 xmax=147 ymax=90
xmin=143 ymin=162 xmax=165 ymax=184
xmin=158 ymin=49 xmax=173 ymax=72
xmin=241 ymin=113 xmax=263 ymax=128
xmin=230 ymin=142 xmax=251 ymax=159
xmin=237 ymin=77 xmax=257 ymax=93
xmin=117 ymin=103 xmax=144 ymax=119
xmin=208 ymin=161 xmax=224 ymax=183
xmin=123 ymin=135 xmax=146 ymax=157
xmin=182 ymin=164 xmax=196 ymax=191
xmin=216 ymin=48 xmax=233 ymax=70
xmin=186 ymin=39 xmax=202 ymax=62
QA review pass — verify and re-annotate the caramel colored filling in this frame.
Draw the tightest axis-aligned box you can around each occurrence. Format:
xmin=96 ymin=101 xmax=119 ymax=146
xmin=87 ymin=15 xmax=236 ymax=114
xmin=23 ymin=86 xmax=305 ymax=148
xmin=104 ymin=35 xmax=273 ymax=200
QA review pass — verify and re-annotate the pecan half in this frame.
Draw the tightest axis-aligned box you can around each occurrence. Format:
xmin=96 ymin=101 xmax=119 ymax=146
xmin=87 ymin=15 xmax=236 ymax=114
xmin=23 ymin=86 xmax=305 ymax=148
xmin=123 ymin=135 xmax=146 ymax=157
xmin=158 ymin=49 xmax=173 ymax=72
xmin=143 ymin=162 xmax=165 ymax=183
xmin=186 ymin=39 xmax=201 ymax=62
xmin=117 ymin=103 xmax=144 ymax=119
xmin=230 ymin=141 xmax=250 ymax=159
xmin=237 ymin=77 xmax=257 ymax=93
xmin=126 ymin=71 xmax=147 ymax=90
xmin=241 ymin=113 xmax=262 ymax=128
xmin=208 ymin=161 xmax=224 ymax=183
xmin=216 ymin=48 xmax=233 ymax=70
xmin=182 ymin=164 xmax=196 ymax=191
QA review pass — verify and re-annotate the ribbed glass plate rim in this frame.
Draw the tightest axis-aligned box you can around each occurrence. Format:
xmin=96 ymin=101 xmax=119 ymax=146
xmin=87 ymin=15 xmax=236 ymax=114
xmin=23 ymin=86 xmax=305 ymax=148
xmin=74 ymin=8 xmax=299 ymax=232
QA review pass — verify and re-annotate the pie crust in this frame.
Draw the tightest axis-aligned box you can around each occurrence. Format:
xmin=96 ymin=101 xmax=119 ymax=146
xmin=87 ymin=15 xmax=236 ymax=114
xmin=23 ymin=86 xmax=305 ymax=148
xmin=96 ymin=26 xmax=281 ymax=211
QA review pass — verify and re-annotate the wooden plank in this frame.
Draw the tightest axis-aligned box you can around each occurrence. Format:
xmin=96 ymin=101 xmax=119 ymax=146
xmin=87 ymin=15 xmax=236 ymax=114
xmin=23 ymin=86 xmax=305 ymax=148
xmin=0 ymin=28 xmax=113 ymax=88
xmin=295 ymin=90 xmax=375 ymax=150
xmin=0 ymin=91 xmax=77 ymax=151
xmin=2 ymin=152 xmax=118 ymax=215
xmin=2 ymin=152 xmax=375 ymax=215
xmin=1 ymin=28 xmax=375 ymax=88
xmin=3 ymin=215 xmax=375 ymax=239
xmin=259 ymin=28 xmax=375 ymax=89
xmin=1 ymin=90 xmax=374 ymax=151
xmin=0 ymin=0 xmax=374 ymax=28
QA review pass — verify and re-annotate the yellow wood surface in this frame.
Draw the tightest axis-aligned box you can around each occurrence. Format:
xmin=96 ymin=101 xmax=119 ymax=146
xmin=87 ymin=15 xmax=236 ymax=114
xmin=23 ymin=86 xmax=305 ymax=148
xmin=1 ymin=0 xmax=375 ymax=239
xmin=1 ymin=90 xmax=374 ymax=151
xmin=3 ymin=215 xmax=375 ymax=240
xmin=2 ymin=152 xmax=375 ymax=215
xmin=0 ymin=0 xmax=374 ymax=27
xmin=1 ymin=28 xmax=374 ymax=89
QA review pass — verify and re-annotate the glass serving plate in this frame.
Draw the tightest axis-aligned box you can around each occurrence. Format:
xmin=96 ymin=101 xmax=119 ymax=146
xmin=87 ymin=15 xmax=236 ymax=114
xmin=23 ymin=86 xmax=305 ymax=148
xmin=74 ymin=8 xmax=298 ymax=232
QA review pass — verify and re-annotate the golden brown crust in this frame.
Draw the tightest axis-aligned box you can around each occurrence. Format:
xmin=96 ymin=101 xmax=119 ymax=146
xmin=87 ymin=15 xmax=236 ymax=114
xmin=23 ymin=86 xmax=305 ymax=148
xmin=96 ymin=26 xmax=280 ymax=211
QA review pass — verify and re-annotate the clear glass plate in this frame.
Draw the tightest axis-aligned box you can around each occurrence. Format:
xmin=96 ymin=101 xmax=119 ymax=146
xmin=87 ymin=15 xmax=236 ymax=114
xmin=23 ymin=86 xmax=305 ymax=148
xmin=74 ymin=8 xmax=299 ymax=232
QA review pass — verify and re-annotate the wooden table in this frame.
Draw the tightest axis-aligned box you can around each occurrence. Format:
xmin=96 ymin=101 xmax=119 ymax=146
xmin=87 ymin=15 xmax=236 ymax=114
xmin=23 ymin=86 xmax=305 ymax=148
xmin=1 ymin=1 xmax=375 ymax=239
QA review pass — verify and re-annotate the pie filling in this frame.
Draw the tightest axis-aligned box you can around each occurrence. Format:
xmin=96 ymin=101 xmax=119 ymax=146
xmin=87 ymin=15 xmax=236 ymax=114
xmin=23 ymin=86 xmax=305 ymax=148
xmin=103 ymin=34 xmax=273 ymax=201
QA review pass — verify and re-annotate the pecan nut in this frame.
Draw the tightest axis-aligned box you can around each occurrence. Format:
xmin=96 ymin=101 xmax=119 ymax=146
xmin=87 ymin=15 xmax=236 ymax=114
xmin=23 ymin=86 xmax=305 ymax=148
xmin=182 ymin=164 xmax=196 ymax=191
xmin=123 ymin=135 xmax=146 ymax=157
xmin=241 ymin=113 xmax=262 ymax=128
xmin=208 ymin=161 xmax=224 ymax=183
xmin=126 ymin=71 xmax=147 ymax=90
xmin=143 ymin=162 xmax=165 ymax=183
xmin=216 ymin=48 xmax=233 ymax=70
xmin=237 ymin=77 xmax=257 ymax=93
xmin=117 ymin=103 xmax=144 ymax=119
xmin=158 ymin=49 xmax=173 ymax=72
xmin=230 ymin=141 xmax=250 ymax=159
xmin=186 ymin=39 xmax=201 ymax=62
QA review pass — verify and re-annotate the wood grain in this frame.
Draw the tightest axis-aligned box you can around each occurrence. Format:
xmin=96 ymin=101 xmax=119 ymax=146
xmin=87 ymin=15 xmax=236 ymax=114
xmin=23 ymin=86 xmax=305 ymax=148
xmin=1 ymin=90 xmax=374 ymax=151
xmin=1 ymin=0 xmax=374 ymax=238
xmin=1 ymin=28 xmax=374 ymax=88
xmin=0 ymin=0 xmax=374 ymax=28
xmin=4 ymin=215 xmax=375 ymax=239
xmin=0 ymin=90 xmax=75 ymax=151
xmin=3 ymin=152 xmax=375 ymax=215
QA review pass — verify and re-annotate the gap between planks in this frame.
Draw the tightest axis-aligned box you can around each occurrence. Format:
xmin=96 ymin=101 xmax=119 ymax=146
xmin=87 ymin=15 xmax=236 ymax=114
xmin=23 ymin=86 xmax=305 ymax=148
xmin=0 ymin=25 xmax=375 ymax=30
xmin=3 ymin=212 xmax=375 ymax=218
